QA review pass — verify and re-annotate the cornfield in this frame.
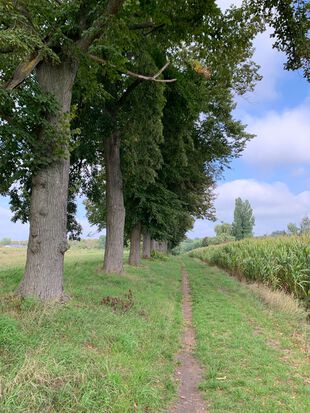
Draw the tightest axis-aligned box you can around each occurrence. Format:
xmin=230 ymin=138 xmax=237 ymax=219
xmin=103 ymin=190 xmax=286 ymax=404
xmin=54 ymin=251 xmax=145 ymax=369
xmin=190 ymin=236 xmax=310 ymax=300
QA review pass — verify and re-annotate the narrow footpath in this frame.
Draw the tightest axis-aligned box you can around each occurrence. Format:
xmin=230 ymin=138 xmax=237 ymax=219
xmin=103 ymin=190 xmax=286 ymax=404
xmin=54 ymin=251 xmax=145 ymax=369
xmin=170 ymin=265 xmax=207 ymax=413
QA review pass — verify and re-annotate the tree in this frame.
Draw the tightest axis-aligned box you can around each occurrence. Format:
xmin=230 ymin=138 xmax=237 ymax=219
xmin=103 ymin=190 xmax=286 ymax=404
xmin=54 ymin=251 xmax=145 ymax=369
xmin=247 ymin=0 xmax=310 ymax=80
xmin=0 ymin=237 xmax=11 ymax=246
xmin=80 ymin=3 xmax=261 ymax=269
xmin=2 ymin=0 xmax=221 ymax=293
xmin=287 ymin=223 xmax=299 ymax=236
xmin=214 ymin=222 xmax=233 ymax=237
xmin=98 ymin=236 xmax=106 ymax=249
xmin=300 ymin=216 xmax=310 ymax=234
xmin=270 ymin=230 xmax=286 ymax=237
xmin=232 ymin=198 xmax=255 ymax=240
xmin=0 ymin=0 xmax=126 ymax=300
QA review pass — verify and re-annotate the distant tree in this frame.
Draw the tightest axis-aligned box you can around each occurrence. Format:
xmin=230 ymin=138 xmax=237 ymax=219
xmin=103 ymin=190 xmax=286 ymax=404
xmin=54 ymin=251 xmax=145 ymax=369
xmin=98 ymin=236 xmax=106 ymax=249
xmin=270 ymin=230 xmax=286 ymax=237
xmin=214 ymin=222 xmax=233 ymax=237
xmin=208 ymin=233 xmax=235 ymax=245
xmin=232 ymin=198 xmax=255 ymax=240
xmin=0 ymin=237 xmax=12 ymax=245
xmin=300 ymin=216 xmax=310 ymax=234
xmin=287 ymin=223 xmax=299 ymax=236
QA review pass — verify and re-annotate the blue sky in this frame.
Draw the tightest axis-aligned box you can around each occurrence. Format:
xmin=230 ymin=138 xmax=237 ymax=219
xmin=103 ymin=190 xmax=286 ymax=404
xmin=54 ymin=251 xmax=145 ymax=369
xmin=0 ymin=0 xmax=309 ymax=240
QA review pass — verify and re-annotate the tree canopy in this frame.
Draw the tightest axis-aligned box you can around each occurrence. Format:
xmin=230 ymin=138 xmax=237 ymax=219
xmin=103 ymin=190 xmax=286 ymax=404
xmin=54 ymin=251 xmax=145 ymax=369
xmin=232 ymin=198 xmax=255 ymax=240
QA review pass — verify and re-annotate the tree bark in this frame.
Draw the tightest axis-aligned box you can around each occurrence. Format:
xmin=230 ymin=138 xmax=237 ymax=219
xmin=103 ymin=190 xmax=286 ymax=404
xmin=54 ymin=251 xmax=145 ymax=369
xmin=151 ymin=239 xmax=158 ymax=253
xmin=17 ymin=60 xmax=77 ymax=301
xmin=159 ymin=240 xmax=168 ymax=254
xmin=142 ymin=230 xmax=151 ymax=258
xmin=128 ymin=222 xmax=141 ymax=266
xmin=103 ymin=130 xmax=125 ymax=273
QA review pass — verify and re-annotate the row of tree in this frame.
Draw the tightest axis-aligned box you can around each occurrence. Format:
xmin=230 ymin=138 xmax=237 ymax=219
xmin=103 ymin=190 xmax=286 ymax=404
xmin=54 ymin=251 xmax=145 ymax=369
xmin=0 ymin=1 xmax=309 ymax=301
xmin=270 ymin=216 xmax=310 ymax=237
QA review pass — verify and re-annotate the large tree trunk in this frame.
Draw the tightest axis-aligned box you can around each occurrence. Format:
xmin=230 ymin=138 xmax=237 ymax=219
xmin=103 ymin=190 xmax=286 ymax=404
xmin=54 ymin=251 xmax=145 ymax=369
xmin=128 ymin=222 xmax=141 ymax=266
xmin=142 ymin=230 xmax=151 ymax=258
xmin=17 ymin=60 xmax=77 ymax=301
xmin=103 ymin=130 xmax=125 ymax=273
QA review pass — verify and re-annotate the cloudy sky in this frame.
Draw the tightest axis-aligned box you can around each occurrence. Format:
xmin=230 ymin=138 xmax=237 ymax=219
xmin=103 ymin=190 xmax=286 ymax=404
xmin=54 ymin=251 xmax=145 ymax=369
xmin=0 ymin=0 xmax=309 ymax=240
xmin=189 ymin=0 xmax=310 ymax=238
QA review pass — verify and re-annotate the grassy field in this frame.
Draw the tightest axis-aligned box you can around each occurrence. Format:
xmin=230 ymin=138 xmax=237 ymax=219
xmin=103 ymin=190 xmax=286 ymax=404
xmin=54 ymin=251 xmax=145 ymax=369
xmin=1 ymin=249 xmax=309 ymax=412
xmin=190 ymin=235 xmax=310 ymax=300
xmin=184 ymin=256 xmax=310 ymax=413
xmin=0 ymin=250 xmax=182 ymax=413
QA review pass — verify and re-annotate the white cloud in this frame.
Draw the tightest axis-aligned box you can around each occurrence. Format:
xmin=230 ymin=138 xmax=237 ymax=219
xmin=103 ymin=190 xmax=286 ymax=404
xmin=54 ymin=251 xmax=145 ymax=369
xmin=218 ymin=1 xmax=287 ymax=106
xmin=189 ymin=179 xmax=310 ymax=237
xmin=243 ymin=97 xmax=310 ymax=165
xmin=247 ymin=29 xmax=285 ymax=103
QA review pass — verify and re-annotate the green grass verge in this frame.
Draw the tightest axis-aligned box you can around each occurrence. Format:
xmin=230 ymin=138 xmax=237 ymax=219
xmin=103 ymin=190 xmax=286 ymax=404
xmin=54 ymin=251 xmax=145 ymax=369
xmin=0 ymin=251 xmax=182 ymax=413
xmin=183 ymin=256 xmax=310 ymax=413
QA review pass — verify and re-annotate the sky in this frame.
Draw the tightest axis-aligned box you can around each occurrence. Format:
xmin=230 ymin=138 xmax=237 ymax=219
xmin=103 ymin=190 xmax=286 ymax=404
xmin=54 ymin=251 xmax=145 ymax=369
xmin=0 ymin=0 xmax=309 ymax=240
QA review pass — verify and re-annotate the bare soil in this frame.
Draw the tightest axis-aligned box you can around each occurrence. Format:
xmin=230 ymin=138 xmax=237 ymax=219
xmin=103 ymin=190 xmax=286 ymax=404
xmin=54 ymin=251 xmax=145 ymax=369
xmin=170 ymin=265 xmax=207 ymax=413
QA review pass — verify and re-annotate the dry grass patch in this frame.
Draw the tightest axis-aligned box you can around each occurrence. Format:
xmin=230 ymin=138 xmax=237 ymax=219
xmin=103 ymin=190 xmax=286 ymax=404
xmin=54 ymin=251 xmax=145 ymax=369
xmin=247 ymin=283 xmax=308 ymax=321
xmin=0 ymin=248 xmax=26 ymax=268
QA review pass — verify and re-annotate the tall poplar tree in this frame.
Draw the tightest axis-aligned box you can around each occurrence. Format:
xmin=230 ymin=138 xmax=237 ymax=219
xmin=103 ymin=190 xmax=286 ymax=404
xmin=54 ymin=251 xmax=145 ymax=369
xmin=232 ymin=198 xmax=255 ymax=240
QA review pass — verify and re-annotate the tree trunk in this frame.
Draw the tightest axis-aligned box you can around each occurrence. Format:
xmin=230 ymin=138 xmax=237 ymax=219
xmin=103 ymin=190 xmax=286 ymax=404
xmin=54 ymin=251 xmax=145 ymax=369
xmin=151 ymin=239 xmax=158 ymax=253
xmin=103 ymin=130 xmax=125 ymax=273
xmin=128 ymin=222 xmax=141 ymax=266
xmin=142 ymin=230 xmax=151 ymax=258
xmin=159 ymin=240 xmax=168 ymax=254
xmin=17 ymin=60 xmax=77 ymax=301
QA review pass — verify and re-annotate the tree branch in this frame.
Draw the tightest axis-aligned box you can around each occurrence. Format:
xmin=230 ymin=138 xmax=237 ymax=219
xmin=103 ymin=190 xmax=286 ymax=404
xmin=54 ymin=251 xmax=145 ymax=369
xmin=3 ymin=52 xmax=42 ymax=90
xmin=128 ymin=22 xmax=157 ymax=30
xmin=2 ymin=0 xmax=126 ymax=90
xmin=88 ymin=54 xmax=177 ymax=83
xmin=145 ymin=23 xmax=165 ymax=36
xmin=116 ymin=78 xmax=142 ymax=108
xmin=78 ymin=0 xmax=126 ymax=51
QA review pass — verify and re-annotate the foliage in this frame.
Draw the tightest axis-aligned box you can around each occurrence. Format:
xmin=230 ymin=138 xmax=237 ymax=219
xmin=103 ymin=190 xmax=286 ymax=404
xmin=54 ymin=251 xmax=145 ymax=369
xmin=287 ymin=222 xmax=299 ymax=236
xmin=214 ymin=222 xmax=233 ymax=236
xmin=208 ymin=233 xmax=236 ymax=245
xmin=190 ymin=235 xmax=310 ymax=300
xmin=0 ymin=237 xmax=12 ymax=245
xmin=232 ymin=197 xmax=255 ymax=240
xmin=98 ymin=235 xmax=106 ymax=249
xmin=286 ymin=215 xmax=310 ymax=236
xmin=270 ymin=230 xmax=287 ymax=237
xmin=171 ymin=238 xmax=203 ymax=255
xmin=247 ymin=0 xmax=310 ymax=81
xmin=300 ymin=215 xmax=310 ymax=234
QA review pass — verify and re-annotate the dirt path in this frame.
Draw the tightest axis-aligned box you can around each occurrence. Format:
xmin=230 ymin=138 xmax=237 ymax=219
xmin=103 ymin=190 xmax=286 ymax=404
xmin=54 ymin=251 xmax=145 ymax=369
xmin=170 ymin=265 xmax=207 ymax=413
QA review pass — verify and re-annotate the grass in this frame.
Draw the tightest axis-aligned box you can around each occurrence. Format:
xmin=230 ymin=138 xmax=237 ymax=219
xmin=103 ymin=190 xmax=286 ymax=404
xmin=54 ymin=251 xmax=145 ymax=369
xmin=183 ymin=256 xmax=310 ymax=413
xmin=1 ymin=249 xmax=310 ymax=412
xmin=0 ymin=250 xmax=182 ymax=413
xmin=0 ymin=247 xmax=26 ymax=268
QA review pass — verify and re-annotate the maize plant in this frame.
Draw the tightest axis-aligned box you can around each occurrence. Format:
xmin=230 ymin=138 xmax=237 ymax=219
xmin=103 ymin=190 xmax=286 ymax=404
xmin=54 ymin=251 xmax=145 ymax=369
xmin=190 ymin=235 xmax=310 ymax=300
